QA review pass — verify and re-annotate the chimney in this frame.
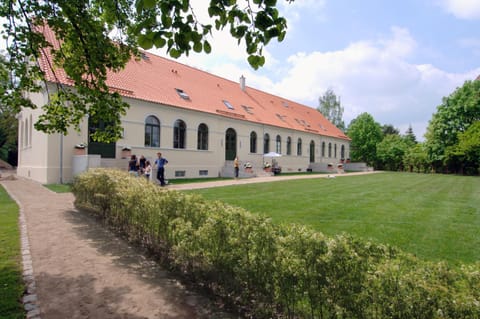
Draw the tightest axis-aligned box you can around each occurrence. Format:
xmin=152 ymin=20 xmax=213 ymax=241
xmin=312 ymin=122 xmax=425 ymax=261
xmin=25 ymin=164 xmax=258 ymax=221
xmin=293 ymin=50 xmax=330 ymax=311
xmin=240 ymin=75 xmax=246 ymax=91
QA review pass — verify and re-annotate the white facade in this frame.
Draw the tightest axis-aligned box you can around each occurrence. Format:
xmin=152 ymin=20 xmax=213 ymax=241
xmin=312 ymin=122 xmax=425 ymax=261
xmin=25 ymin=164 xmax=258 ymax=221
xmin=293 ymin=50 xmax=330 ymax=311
xmin=17 ymin=86 xmax=350 ymax=184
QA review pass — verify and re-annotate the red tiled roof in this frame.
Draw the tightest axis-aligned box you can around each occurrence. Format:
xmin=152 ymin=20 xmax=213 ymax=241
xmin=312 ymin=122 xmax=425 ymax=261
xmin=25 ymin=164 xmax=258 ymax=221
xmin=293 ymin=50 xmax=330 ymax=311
xmin=37 ymin=25 xmax=349 ymax=141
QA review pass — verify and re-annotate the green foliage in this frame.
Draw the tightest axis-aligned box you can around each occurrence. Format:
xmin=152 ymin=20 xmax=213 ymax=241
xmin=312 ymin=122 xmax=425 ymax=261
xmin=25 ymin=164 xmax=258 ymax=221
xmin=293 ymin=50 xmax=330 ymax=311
xmin=403 ymin=143 xmax=429 ymax=173
xmin=346 ymin=112 xmax=383 ymax=166
xmin=191 ymin=172 xmax=480 ymax=265
xmin=0 ymin=56 xmax=18 ymax=165
xmin=425 ymin=79 xmax=480 ymax=173
xmin=73 ymin=169 xmax=480 ymax=318
xmin=445 ymin=121 xmax=480 ymax=175
xmin=376 ymin=134 xmax=409 ymax=171
xmin=0 ymin=186 xmax=25 ymax=319
xmin=317 ymin=88 xmax=345 ymax=131
xmin=1 ymin=0 xmax=289 ymax=142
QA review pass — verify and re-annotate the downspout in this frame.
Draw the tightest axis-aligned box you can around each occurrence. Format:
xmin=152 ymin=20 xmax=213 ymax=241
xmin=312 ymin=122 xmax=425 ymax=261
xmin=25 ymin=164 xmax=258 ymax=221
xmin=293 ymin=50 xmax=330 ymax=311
xmin=60 ymin=133 xmax=63 ymax=184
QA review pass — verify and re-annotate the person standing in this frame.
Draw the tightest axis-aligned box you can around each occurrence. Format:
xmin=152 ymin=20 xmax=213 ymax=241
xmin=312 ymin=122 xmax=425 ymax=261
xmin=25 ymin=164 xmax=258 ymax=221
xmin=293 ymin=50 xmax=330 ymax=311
xmin=128 ymin=154 xmax=139 ymax=176
xmin=234 ymin=156 xmax=239 ymax=179
xmin=155 ymin=152 xmax=168 ymax=186
xmin=144 ymin=160 xmax=152 ymax=181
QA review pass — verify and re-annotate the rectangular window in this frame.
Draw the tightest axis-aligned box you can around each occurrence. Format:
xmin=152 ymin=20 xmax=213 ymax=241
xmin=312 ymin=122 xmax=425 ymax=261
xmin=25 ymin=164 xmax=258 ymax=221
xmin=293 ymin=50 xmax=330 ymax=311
xmin=175 ymin=170 xmax=186 ymax=177
xmin=199 ymin=170 xmax=208 ymax=176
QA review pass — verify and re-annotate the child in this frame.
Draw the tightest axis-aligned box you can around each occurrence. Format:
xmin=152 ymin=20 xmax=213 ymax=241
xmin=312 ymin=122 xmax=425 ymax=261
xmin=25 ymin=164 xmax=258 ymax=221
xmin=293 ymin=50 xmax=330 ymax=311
xmin=144 ymin=160 xmax=152 ymax=181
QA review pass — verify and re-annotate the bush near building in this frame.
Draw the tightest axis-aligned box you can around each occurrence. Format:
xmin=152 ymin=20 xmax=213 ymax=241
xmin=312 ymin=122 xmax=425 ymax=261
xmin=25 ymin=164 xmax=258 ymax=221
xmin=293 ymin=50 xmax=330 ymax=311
xmin=72 ymin=169 xmax=480 ymax=318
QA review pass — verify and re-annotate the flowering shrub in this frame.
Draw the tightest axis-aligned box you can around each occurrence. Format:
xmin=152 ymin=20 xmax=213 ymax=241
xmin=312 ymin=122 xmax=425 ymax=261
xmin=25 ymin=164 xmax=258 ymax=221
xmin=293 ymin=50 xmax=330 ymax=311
xmin=243 ymin=162 xmax=252 ymax=168
xmin=263 ymin=162 xmax=271 ymax=168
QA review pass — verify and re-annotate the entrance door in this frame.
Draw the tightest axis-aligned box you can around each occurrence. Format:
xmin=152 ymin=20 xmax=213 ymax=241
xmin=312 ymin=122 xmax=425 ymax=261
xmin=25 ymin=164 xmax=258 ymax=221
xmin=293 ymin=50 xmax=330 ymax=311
xmin=309 ymin=140 xmax=315 ymax=163
xmin=88 ymin=118 xmax=116 ymax=158
xmin=225 ymin=128 xmax=237 ymax=160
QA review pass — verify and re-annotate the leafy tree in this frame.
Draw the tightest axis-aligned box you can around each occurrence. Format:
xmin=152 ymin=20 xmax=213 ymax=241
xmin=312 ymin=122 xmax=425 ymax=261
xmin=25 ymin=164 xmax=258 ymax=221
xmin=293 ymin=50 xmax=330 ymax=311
xmin=346 ymin=113 xmax=382 ymax=166
xmin=0 ymin=55 xmax=17 ymax=165
xmin=445 ymin=121 xmax=480 ymax=175
xmin=425 ymin=79 xmax=480 ymax=171
xmin=403 ymin=143 xmax=429 ymax=173
xmin=404 ymin=124 xmax=417 ymax=145
xmin=317 ymin=88 xmax=345 ymax=131
xmin=381 ymin=124 xmax=399 ymax=136
xmin=376 ymin=134 xmax=408 ymax=171
xmin=1 ymin=0 xmax=290 ymax=142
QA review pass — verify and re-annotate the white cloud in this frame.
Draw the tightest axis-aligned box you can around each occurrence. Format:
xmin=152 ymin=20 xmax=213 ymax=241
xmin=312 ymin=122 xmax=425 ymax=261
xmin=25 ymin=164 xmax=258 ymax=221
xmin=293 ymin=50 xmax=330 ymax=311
xmin=438 ymin=0 xmax=480 ymax=19
xmin=264 ymin=27 xmax=479 ymax=140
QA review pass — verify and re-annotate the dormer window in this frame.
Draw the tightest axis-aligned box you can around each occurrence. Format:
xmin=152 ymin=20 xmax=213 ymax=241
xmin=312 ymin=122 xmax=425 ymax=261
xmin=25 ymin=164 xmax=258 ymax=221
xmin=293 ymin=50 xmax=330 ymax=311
xmin=276 ymin=113 xmax=287 ymax=121
xmin=242 ymin=105 xmax=254 ymax=114
xmin=175 ymin=88 xmax=190 ymax=100
xmin=223 ymin=100 xmax=234 ymax=110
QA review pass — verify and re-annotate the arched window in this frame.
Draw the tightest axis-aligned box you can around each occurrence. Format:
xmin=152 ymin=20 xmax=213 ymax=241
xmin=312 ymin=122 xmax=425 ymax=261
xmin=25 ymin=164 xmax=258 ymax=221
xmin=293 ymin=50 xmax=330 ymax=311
xmin=144 ymin=115 xmax=160 ymax=147
xmin=264 ymin=133 xmax=270 ymax=154
xmin=250 ymin=131 xmax=257 ymax=153
xmin=334 ymin=144 xmax=337 ymax=158
xmin=197 ymin=123 xmax=208 ymax=150
xmin=24 ymin=118 xmax=29 ymax=147
xmin=297 ymin=138 xmax=302 ymax=156
xmin=328 ymin=142 xmax=332 ymax=157
xmin=286 ymin=136 xmax=292 ymax=155
xmin=321 ymin=142 xmax=326 ymax=157
xmin=20 ymin=121 xmax=24 ymax=148
xmin=341 ymin=144 xmax=345 ymax=159
xmin=29 ymin=114 xmax=33 ymax=146
xmin=276 ymin=135 xmax=281 ymax=154
xmin=309 ymin=140 xmax=315 ymax=163
xmin=173 ymin=119 xmax=186 ymax=149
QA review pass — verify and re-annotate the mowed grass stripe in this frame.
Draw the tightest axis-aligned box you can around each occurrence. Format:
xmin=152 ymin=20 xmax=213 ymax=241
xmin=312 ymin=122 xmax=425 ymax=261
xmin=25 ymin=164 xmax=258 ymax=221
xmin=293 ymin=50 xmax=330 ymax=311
xmin=187 ymin=172 xmax=480 ymax=265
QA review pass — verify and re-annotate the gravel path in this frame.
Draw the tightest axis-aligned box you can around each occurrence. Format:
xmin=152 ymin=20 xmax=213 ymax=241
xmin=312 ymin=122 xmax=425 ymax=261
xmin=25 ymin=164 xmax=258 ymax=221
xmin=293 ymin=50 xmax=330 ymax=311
xmin=1 ymin=174 xmax=236 ymax=319
xmin=1 ymin=170 xmax=377 ymax=319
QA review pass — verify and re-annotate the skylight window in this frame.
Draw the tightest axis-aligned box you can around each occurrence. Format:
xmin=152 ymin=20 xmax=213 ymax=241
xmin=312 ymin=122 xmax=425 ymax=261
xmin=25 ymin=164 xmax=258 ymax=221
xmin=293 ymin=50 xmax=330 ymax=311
xmin=276 ymin=113 xmax=287 ymax=121
xmin=242 ymin=105 xmax=254 ymax=114
xmin=223 ymin=100 xmax=234 ymax=110
xmin=175 ymin=88 xmax=190 ymax=100
xmin=281 ymin=101 xmax=289 ymax=108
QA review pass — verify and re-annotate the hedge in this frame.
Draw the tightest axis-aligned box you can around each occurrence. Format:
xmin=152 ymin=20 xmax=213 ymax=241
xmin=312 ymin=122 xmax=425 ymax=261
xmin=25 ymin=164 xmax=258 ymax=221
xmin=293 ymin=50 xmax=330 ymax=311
xmin=72 ymin=169 xmax=480 ymax=318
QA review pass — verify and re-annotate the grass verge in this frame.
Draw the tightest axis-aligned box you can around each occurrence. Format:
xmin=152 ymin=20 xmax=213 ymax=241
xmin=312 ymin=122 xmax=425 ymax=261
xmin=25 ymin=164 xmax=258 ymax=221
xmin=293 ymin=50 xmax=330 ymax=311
xmin=0 ymin=186 xmax=25 ymax=319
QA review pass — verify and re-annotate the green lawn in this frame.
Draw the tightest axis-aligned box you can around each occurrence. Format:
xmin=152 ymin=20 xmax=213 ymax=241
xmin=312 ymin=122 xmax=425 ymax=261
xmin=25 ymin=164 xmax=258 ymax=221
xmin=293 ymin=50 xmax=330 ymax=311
xmin=188 ymin=172 xmax=480 ymax=265
xmin=0 ymin=186 xmax=25 ymax=319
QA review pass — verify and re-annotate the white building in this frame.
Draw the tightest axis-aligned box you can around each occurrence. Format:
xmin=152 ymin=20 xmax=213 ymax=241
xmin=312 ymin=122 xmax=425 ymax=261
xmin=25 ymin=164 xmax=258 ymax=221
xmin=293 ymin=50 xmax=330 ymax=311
xmin=17 ymin=27 xmax=350 ymax=184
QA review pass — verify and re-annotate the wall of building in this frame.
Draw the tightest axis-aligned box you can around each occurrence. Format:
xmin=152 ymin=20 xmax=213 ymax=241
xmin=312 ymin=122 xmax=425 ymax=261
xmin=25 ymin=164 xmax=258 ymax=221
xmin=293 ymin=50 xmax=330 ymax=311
xmin=17 ymin=89 xmax=350 ymax=184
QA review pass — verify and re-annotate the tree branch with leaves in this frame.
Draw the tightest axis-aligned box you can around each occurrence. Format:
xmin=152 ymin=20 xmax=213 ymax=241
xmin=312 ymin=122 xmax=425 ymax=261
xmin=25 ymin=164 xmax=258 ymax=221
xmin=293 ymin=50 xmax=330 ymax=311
xmin=1 ymin=0 xmax=291 ymax=142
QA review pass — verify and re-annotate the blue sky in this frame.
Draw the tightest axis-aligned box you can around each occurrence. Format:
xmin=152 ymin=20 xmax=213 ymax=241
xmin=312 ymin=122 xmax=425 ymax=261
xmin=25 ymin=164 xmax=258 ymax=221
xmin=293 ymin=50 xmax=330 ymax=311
xmin=2 ymin=1 xmax=479 ymax=140
xmin=159 ymin=0 xmax=480 ymax=140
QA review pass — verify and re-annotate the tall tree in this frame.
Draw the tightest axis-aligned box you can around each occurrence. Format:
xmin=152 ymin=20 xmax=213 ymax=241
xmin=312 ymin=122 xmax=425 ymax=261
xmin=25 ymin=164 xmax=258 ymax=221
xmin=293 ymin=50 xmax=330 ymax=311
xmin=404 ymin=124 xmax=417 ymax=145
xmin=346 ymin=112 xmax=382 ymax=166
xmin=403 ymin=143 xmax=429 ymax=173
xmin=0 ymin=0 xmax=290 ymax=142
xmin=425 ymin=79 xmax=480 ymax=171
xmin=0 ymin=55 xmax=18 ymax=165
xmin=445 ymin=121 xmax=480 ymax=175
xmin=376 ymin=134 xmax=408 ymax=171
xmin=317 ymin=88 xmax=345 ymax=131
xmin=381 ymin=124 xmax=399 ymax=136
